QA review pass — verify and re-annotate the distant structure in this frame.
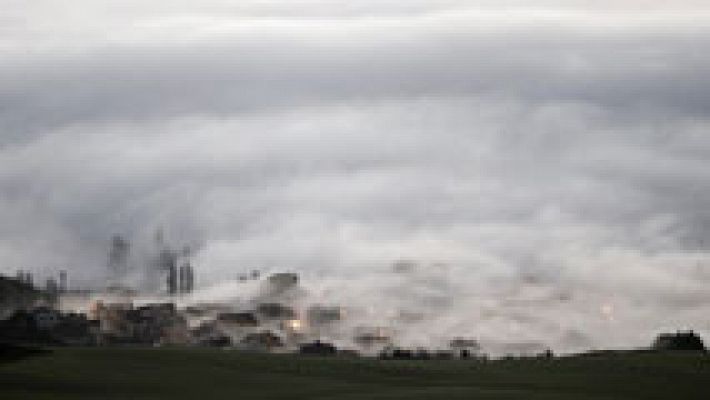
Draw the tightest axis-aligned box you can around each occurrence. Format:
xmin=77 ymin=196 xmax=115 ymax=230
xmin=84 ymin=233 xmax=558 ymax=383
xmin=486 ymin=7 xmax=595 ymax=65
xmin=267 ymin=272 xmax=298 ymax=293
xmin=16 ymin=270 xmax=34 ymax=286
xmin=1 ymin=274 xmax=56 ymax=319
xmin=257 ymin=302 xmax=296 ymax=320
xmin=105 ymin=230 xmax=197 ymax=295
xmin=392 ymin=260 xmax=417 ymax=274
xmin=307 ymin=305 xmax=343 ymax=326
xmin=45 ymin=278 xmax=59 ymax=295
xmin=450 ymin=337 xmax=481 ymax=358
xmin=178 ymin=245 xmax=194 ymax=294
xmin=158 ymin=248 xmax=179 ymax=295
xmin=241 ymin=331 xmax=283 ymax=350
xmin=178 ymin=261 xmax=194 ymax=294
xmin=59 ymin=270 xmax=68 ymax=293
xmin=108 ymin=235 xmax=130 ymax=283
xmin=152 ymin=232 xmax=196 ymax=295
xmin=238 ymin=269 xmax=260 ymax=282
xmin=652 ymin=331 xmax=706 ymax=351
xmin=300 ymin=340 xmax=337 ymax=356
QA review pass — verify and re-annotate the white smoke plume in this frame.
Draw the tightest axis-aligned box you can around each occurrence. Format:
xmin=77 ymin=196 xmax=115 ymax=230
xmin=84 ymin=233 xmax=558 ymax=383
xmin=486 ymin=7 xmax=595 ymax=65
xmin=2 ymin=1 xmax=710 ymax=353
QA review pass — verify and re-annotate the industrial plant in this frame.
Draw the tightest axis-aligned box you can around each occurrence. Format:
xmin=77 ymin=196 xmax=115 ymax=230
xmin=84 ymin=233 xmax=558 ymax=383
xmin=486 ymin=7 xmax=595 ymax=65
xmin=3 ymin=232 xmax=702 ymax=361
xmin=0 ymin=232 xmax=495 ymax=359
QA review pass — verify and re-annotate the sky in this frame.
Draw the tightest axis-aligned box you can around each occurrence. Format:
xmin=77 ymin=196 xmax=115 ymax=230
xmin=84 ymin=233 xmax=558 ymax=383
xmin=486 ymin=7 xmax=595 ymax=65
xmin=2 ymin=1 xmax=710 ymax=352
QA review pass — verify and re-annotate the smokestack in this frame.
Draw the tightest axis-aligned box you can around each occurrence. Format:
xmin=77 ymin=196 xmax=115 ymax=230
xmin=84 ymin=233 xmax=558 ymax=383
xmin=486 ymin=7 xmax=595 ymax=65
xmin=59 ymin=270 xmax=67 ymax=292
xmin=108 ymin=235 xmax=130 ymax=283
xmin=179 ymin=262 xmax=194 ymax=294
xmin=155 ymin=246 xmax=178 ymax=294
xmin=167 ymin=262 xmax=178 ymax=295
xmin=16 ymin=270 xmax=34 ymax=286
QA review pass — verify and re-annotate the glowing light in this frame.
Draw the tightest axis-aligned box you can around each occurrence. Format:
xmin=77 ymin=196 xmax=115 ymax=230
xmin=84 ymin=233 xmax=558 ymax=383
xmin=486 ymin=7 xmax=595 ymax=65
xmin=600 ymin=304 xmax=614 ymax=321
xmin=287 ymin=319 xmax=302 ymax=331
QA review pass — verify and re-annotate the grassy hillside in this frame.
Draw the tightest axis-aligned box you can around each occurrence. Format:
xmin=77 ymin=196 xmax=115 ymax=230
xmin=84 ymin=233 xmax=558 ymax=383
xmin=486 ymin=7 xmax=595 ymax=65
xmin=1 ymin=347 xmax=708 ymax=399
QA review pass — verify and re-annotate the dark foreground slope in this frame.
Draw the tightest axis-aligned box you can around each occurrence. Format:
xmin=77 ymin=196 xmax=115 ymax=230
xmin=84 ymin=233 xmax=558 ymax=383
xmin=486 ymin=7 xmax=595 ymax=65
xmin=1 ymin=347 xmax=708 ymax=399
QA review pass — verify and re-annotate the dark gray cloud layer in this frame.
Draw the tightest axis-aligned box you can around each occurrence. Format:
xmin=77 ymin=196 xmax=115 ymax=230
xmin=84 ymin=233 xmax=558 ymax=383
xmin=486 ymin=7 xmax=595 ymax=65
xmin=2 ymin=1 xmax=710 ymax=351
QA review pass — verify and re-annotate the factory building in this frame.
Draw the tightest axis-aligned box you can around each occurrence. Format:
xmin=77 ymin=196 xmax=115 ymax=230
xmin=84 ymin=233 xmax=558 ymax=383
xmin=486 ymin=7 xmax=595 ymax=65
xmin=267 ymin=272 xmax=298 ymax=293
xmin=106 ymin=231 xmax=196 ymax=295
xmin=91 ymin=301 xmax=189 ymax=345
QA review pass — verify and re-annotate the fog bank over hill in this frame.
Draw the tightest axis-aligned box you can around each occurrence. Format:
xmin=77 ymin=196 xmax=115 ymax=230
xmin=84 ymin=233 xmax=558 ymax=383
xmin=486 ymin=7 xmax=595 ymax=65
xmin=2 ymin=1 xmax=710 ymax=351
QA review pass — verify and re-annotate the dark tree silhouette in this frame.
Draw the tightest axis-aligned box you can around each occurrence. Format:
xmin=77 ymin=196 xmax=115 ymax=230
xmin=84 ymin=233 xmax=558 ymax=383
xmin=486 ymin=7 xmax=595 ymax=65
xmin=652 ymin=331 xmax=706 ymax=351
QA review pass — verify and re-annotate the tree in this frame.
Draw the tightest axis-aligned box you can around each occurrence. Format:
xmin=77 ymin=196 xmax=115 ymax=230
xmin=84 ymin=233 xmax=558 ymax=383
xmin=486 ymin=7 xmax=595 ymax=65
xmin=652 ymin=331 xmax=706 ymax=351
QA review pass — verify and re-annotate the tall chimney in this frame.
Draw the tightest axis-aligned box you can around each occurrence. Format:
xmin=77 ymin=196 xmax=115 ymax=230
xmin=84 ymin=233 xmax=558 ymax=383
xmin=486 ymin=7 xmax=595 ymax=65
xmin=59 ymin=270 xmax=68 ymax=292
xmin=179 ymin=262 xmax=194 ymax=294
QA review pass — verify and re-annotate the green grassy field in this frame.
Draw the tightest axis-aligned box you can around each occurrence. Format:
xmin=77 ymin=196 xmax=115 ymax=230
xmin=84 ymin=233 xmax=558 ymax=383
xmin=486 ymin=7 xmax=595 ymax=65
xmin=1 ymin=347 xmax=708 ymax=399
